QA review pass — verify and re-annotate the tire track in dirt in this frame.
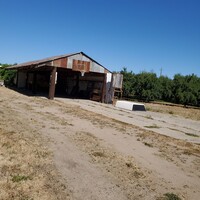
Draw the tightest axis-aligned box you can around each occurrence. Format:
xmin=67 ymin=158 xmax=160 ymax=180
xmin=71 ymin=131 xmax=158 ymax=200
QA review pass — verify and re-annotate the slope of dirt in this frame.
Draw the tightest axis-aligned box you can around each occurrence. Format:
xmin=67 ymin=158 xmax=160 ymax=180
xmin=0 ymin=87 xmax=200 ymax=200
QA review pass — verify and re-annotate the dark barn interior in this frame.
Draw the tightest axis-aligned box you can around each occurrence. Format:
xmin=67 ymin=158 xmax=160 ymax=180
xmin=56 ymin=68 xmax=105 ymax=100
xmin=9 ymin=52 xmax=110 ymax=102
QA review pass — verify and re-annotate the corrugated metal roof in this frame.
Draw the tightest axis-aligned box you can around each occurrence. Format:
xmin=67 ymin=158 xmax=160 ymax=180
xmin=7 ymin=52 xmax=78 ymax=69
xmin=7 ymin=52 xmax=111 ymax=72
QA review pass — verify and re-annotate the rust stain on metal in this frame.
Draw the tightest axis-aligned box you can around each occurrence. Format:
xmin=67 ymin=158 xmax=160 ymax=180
xmin=53 ymin=58 xmax=68 ymax=68
xmin=72 ymin=59 xmax=90 ymax=72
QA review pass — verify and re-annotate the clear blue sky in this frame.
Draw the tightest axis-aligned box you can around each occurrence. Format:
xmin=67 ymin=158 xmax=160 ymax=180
xmin=0 ymin=0 xmax=200 ymax=78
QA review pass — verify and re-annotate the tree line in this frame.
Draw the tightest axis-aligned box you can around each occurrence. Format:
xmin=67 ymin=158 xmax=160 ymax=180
xmin=120 ymin=68 xmax=200 ymax=107
xmin=1 ymin=63 xmax=200 ymax=107
xmin=0 ymin=63 xmax=16 ymax=85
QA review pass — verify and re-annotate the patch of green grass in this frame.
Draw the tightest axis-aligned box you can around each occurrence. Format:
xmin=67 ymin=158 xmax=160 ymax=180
xmin=12 ymin=175 xmax=30 ymax=182
xmin=168 ymin=111 xmax=174 ymax=115
xmin=185 ymin=133 xmax=199 ymax=137
xmin=144 ymin=124 xmax=160 ymax=129
xmin=164 ymin=193 xmax=181 ymax=200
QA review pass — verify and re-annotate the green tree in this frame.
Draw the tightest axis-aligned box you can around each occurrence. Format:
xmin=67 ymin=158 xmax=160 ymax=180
xmin=157 ymin=76 xmax=173 ymax=102
xmin=134 ymin=72 xmax=159 ymax=102
xmin=172 ymin=74 xmax=200 ymax=106
xmin=120 ymin=67 xmax=136 ymax=97
xmin=0 ymin=63 xmax=17 ymax=85
xmin=120 ymin=68 xmax=200 ymax=107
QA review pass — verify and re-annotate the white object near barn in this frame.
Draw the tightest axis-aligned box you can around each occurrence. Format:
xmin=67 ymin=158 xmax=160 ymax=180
xmin=115 ymin=100 xmax=146 ymax=111
xmin=0 ymin=80 xmax=4 ymax=86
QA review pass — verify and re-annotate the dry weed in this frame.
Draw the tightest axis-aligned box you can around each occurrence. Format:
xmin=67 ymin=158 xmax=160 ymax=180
xmin=71 ymin=131 xmax=156 ymax=200
xmin=146 ymin=103 xmax=200 ymax=121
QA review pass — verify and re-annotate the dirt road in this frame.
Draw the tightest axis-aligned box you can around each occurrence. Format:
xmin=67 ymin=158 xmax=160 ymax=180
xmin=56 ymin=98 xmax=200 ymax=143
xmin=0 ymin=87 xmax=200 ymax=200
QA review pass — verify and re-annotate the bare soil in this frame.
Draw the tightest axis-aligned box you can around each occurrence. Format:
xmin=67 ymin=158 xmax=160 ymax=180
xmin=0 ymin=87 xmax=200 ymax=200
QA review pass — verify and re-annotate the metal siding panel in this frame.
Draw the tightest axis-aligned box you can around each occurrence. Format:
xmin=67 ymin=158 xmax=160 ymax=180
xmin=8 ymin=53 xmax=77 ymax=69
xmin=53 ymin=58 xmax=67 ymax=68
xmin=91 ymin=62 xmax=104 ymax=73
xmin=112 ymin=73 xmax=123 ymax=88
xmin=72 ymin=60 xmax=90 ymax=72
xmin=70 ymin=54 xmax=82 ymax=60
xmin=67 ymin=55 xmax=83 ymax=69
xmin=61 ymin=57 xmax=67 ymax=67
xmin=80 ymin=55 xmax=91 ymax=62
xmin=67 ymin=58 xmax=73 ymax=69
xmin=70 ymin=54 xmax=91 ymax=62
xmin=67 ymin=54 xmax=105 ymax=73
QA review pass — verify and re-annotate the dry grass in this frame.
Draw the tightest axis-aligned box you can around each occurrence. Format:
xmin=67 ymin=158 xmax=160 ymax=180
xmin=146 ymin=103 xmax=200 ymax=121
xmin=0 ymin=128 xmax=70 ymax=200
xmin=0 ymin=90 xmax=71 ymax=200
xmin=185 ymin=133 xmax=199 ymax=137
xmin=72 ymin=131 xmax=154 ymax=200
xmin=144 ymin=124 xmax=160 ymax=129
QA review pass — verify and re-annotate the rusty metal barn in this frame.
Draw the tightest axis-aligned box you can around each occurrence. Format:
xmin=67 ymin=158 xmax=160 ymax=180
xmin=8 ymin=52 xmax=117 ymax=102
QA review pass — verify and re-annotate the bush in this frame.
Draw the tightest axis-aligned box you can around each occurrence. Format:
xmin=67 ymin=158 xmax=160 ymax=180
xmin=0 ymin=63 xmax=17 ymax=86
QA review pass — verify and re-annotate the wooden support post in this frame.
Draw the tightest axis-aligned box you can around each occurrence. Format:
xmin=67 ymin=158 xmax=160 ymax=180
xmin=48 ymin=67 xmax=57 ymax=100
xmin=101 ymin=73 xmax=107 ymax=103
xmin=32 ymin=72 xmax=37 ymax=94
xmin=16 ymin=70 xmax=19 ymax=88
xmin=26 ymin=72 xmax=29 ymax=89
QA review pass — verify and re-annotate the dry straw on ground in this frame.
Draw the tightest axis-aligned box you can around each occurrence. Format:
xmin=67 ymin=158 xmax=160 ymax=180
xmin=146 ymin=103 xmax=200 ymax=121
xmin=0 ymin=100 xmax=70 ymax=200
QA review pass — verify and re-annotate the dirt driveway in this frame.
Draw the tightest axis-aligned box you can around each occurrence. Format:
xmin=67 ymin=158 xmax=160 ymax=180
xmin=56 ymin=98 xmax=200 ymax=143
xmin=0 ymin=87 xmax=200 ymax=200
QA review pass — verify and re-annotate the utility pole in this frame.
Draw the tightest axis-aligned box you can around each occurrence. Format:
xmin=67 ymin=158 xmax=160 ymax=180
xmin=160 ymin=67 xmax=163 ymax=77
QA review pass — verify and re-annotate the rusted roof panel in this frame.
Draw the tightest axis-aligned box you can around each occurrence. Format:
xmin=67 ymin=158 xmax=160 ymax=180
xmin=7 ymin=53 xmax=78 ymax=69
xmin=7 ymin=52 xmax=111 ymax=73
xmin=53 ymin=57 xmax=68 ymax=68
